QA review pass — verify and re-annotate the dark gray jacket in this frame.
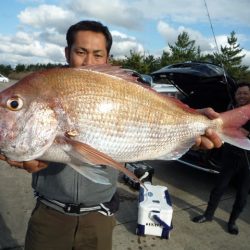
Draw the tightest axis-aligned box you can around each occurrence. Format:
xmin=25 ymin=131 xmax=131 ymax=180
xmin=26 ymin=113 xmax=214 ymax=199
xmin=32 ymin=162 xmax=118 ymax=207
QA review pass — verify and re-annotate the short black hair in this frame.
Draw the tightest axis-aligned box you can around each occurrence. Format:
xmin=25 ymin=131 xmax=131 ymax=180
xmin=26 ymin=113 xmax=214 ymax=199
xmin=236 ymin=82 xmax=250 ymax=91
xmin=66 ymin=20 xmax=112 ymax=55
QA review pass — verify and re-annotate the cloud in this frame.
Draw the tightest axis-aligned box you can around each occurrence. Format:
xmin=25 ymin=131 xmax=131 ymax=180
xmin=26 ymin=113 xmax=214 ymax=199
xmin=0 ymin=31 xmax=65 ymax=66
xmin=39 ymin=28 xmax=66 ymax=47
xmin=18 ymin=4 xmax=76 ymax=33
xmin=133 ymin=0 xmax=250 ymax=27
xmin=157 ymin=20 xmax=214 ymax=51
xmin=0 ymin=4 xmax=76 ymax=66
xmin=242 ymin=50 xmax=250 ymax=68
xmin=66 ymin=0 xmax=144 ymax=30
xmin=111 ymin=31 xmax=144 ymax=58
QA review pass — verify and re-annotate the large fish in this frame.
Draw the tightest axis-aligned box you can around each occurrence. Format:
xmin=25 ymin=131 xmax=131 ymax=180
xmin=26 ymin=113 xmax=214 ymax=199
xmin=0 ymin=65 xmax=250 ymax=184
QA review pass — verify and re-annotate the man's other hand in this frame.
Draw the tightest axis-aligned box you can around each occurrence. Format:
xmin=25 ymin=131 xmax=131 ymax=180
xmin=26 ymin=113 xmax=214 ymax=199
xmin=0 ymin=154 xmax=48 ymax=173
xmin=195 ymin=108 xmax=223 ymax=150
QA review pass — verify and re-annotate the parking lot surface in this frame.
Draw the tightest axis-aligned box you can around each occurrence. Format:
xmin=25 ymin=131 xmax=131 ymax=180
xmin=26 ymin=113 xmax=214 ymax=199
xmin=0 ymin=160 xmax=250 ymax=250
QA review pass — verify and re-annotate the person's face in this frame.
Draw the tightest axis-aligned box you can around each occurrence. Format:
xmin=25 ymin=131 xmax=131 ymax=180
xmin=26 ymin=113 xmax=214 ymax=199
xmin=65 ymin=30 xmax=108 ymax=67
xmin=235 ymin=86 xmax=250 ymax=106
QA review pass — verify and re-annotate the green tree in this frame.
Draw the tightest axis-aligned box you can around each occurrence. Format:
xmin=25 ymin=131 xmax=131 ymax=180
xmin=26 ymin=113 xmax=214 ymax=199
xmin=109 ymin=55 xmax=125 ymax=66
xmin=15 ymin=64 xmax=26 ymax=72
xmin=110 ymin=51 xmax=160 ymax=74
xmin=122 ymin=50 xmax=146 ymax=73
xmin=143 ymin=54 xmax=160 ymax=73
xmin=168 ymin=31 xmax=200 ymax=63
xmin=0 ymin=64 xmax=13 ymax=76
xmin=160 ymin=51 xmax=171 ymax=68
xmin=213 ymin=31 xmax=248 ymax=80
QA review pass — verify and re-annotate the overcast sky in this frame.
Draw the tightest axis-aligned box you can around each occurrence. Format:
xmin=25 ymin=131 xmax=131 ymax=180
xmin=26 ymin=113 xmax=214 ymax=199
xmin=0 ymin=0 xmax=250 ymax=69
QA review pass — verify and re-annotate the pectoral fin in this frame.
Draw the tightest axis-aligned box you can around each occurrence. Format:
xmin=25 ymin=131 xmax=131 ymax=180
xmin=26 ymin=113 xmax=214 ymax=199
xmin=58 ymin=136 xmax=142 ymax=185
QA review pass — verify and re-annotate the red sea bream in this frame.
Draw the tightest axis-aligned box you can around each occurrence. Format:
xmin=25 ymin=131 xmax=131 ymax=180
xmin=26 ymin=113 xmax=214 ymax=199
xmin=0 ymin=65 xmax=250 ymax=184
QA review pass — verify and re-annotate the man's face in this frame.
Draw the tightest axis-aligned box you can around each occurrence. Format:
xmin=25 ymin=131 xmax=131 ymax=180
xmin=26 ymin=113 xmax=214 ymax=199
xmin=65 ymin=30 xmax=108 ymax=67
xmin=235 ymin=86 xmax=250 ymax=106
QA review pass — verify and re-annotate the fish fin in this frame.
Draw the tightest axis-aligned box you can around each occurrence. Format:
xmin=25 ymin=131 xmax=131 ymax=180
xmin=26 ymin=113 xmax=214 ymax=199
xmin=220 ymin=104 xmax=250 ymax=150
xmin=68 ymin=163 xmax=111 ymax=185
xmin=75 ymin=64 xmax=143 ymax=84
xmin=220 ymin=134 xmax=250 ymax=150
xmin=60 ymin=136 xmax=142 ymax=185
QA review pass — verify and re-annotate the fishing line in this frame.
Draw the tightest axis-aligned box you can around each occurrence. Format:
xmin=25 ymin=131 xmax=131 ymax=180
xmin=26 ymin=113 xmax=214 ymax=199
xmin=203 ymin=0 xmax=220 ymax=54
xmin=203 ymin=0 xmax=234 ymax=105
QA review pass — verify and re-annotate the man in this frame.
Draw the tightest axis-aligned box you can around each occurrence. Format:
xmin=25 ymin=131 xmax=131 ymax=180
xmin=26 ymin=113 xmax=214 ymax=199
xmin=192 ymin=82 xmax=250 ymax=235
xmin=1 ymin=20 xmax=222 ymax=249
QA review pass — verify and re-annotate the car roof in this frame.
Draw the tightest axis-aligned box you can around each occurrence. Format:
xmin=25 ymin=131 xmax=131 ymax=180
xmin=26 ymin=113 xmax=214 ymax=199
xmin=152 ymin=61 xmax=228 ymax=78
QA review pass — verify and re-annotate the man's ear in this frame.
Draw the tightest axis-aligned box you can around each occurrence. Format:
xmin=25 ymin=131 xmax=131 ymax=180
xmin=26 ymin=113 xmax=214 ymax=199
xmin=65 ymin=47 xmax=70 ymax=63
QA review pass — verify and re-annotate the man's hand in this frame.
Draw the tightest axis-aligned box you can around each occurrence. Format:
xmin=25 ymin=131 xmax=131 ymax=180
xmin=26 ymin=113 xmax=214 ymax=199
xmin=195 ymin=108 xmax=223 ymax=150
xmin=0 ymin=154 xmax=48 ymax=173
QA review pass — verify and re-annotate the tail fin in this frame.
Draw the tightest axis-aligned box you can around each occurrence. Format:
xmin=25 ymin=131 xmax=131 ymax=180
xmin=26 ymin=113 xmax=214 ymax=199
xmin=220 ymin=104 xmax=250 ymax=150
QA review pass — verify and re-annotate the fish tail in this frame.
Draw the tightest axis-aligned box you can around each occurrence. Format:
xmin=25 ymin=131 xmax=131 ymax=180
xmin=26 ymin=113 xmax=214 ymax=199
xmin=220 ymin=104 xmax=250 ymax=150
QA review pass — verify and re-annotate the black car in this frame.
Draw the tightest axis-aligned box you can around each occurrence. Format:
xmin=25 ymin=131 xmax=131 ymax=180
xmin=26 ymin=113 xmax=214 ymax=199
xmin=151 ymin=61 xmax=237 ymax=174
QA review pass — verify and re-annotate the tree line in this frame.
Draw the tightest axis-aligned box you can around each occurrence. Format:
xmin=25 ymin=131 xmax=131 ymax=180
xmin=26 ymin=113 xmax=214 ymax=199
xmin=0 ymin=31 xmax=249 ymax=81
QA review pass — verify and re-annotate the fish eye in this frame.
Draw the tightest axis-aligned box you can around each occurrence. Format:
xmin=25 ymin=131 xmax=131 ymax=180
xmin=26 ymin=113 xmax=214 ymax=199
xmin=6 ymin=97 xmax=24 ymax=111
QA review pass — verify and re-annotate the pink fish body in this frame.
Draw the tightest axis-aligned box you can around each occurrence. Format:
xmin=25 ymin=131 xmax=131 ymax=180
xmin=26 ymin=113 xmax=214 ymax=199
xmin=0 ymin=65 xmax=250 ymax=184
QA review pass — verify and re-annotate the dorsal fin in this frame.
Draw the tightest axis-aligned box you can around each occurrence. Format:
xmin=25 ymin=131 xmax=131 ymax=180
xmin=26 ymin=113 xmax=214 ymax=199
xmin=75 ymin=64 xmax=141 ymax=83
